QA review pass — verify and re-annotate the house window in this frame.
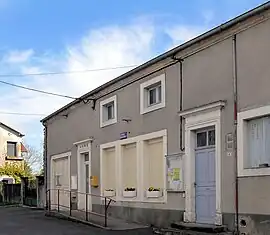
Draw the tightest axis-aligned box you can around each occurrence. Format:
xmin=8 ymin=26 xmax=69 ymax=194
xmin=148 ymin=83 xmax=162 ymax=106
xmin=104 ymin=102 xmax=115 ymax=121
xmin=238 ymin=105 xmax=270 ymax=177
xmin=7 ymin=142 xmax=17 ymax=157
xmin=140 ymin=74 xmax=166 ymax=114
xmin=100 ymin=95 xmax=117 ymax=127
xmin=246 ymin=116 xmax=270 ymax=168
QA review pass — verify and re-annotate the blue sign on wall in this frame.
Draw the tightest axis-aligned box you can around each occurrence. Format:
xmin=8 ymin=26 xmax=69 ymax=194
xmin=120 ymin=132 xmax=128 ymax=140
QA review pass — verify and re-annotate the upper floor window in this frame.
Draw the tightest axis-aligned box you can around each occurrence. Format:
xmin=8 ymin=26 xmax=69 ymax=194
xmin=100 ymin=95 xmax=117 ymax=128
xmin=140 ymin=74 xmax=166 ymax=114
xmin=147 ymin=83 xmax=162 ymax=106
xmin=7 ymin=142 xmax=17 ymax=157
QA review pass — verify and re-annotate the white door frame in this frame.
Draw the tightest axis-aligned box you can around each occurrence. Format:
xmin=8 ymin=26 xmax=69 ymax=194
xmin=75 ymin=139 xmax=92 ymax=210
xmin=179 ymin=101 xmax=224 ymax=225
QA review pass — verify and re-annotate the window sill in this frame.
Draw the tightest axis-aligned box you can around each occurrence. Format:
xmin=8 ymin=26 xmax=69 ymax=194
xmin=5 ymin=156 xmax=24 ymax=161
xmin=238 ymin=167 xmax=270 ymax=177
xmin=100 ymin=119 xmax=117 ymax=128
xmin=140 ymin=102 xmax=165 ymax=115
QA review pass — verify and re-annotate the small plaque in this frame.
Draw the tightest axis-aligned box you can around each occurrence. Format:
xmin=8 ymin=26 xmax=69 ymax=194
xmin=120 ymin=132 xmax=128 ymax=140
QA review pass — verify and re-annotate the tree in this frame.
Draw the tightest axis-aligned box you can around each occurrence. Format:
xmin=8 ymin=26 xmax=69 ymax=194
xmin=23 ymin=142 xmax=43 ymax=174
xmin=0 ymin=162 xmax=31 ymax=183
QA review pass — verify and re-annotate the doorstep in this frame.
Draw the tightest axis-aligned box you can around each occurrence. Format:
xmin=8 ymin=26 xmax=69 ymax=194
xmin=152 ymin=227 xmax=233 ymax=235
xmin=171 ymin=222 xmax=228 ymax=233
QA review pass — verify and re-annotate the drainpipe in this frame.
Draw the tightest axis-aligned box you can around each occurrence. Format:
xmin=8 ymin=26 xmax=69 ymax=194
xmin=42 ymin=123 xmax=48 ymax=209
xmin=232 ymin=34 xmax=239 ymax=234
xmin=172 ymin=56 xmax=185 ymax=151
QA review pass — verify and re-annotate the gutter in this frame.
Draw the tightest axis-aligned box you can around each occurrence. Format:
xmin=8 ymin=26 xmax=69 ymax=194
xmin=41 ymin=1 xmax=270 ymax=123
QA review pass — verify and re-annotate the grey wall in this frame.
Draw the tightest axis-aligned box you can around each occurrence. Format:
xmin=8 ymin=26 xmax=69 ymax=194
xmin=46 ymin=62 xmax=185 ymax=211
xmin=181 ymin=38 xmax=235 ymax=214
xmin=45 ymin=8 xmax=270 ymax=221
xmin=236 ymin=18 xmax=270 ymax=215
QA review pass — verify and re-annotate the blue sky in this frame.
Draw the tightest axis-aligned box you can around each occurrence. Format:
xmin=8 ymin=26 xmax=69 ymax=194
xmin=0 ymin=0 xmax=268 ymax=163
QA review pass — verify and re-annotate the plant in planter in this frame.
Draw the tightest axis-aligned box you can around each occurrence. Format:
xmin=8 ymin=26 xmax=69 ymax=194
xmin=124 ymin=187 xmax=136 ymax=191
xmin=146 ymin=187 xmax=162 ymax=198
xmin=104 ymin=188 xmax=116 ymax=197
xmin=123 ymin=187 xmax=136 ymax=198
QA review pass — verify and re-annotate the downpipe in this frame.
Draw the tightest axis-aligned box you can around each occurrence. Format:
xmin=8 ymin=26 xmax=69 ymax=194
xmin=232 ymin=34 xmax=239 ymax=235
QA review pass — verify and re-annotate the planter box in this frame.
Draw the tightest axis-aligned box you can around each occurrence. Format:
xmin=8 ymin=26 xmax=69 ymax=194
xmin=103 ymin=190 xmax=115 ymax=197
xmin=146 ymin=190 xmax=163 ymax=198
xmin=123 ymin=190 xmax=136 ymax=198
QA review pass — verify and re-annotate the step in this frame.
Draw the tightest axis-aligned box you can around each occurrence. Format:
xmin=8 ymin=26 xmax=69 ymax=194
xmin=171 ymin=222 xmax=227 ymax=233
xmin=153 ymin=227 xmax=233 ymax=235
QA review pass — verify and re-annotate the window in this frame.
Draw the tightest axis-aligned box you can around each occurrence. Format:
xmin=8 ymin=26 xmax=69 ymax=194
xmin=7 ymin=142 xmax=17 ymax=157
xmin=238 ymin=105 xmax=270 ymax=177
xmin=105 ymin=102 xmax=114 ymax=121
xmin=196 ymin=129 xmax=215 ymax=148
xmin=140 ymin=74 xmax=166 ymax=114
xmin=100 ymin=95 xmax=117 ymax=127
xmin=246 ymin=116 xmax=270 ymax=168
xmin=148 ymin=83 xmax=162 ymax=106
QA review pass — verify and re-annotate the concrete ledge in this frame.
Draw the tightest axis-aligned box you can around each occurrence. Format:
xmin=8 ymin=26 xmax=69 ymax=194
xmin=21 ymin=205 xmax=45 ymax=210
xmin=171 ymin=222 xmax=227 ymax=233
xmin=152 ymin=227 xmax=233 ymax=235
xmin=45 ymin=211 xmax=109 ymax=230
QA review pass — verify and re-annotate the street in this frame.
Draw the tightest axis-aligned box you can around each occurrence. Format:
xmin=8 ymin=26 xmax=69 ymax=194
xmin=0 ymin=207 xmax=153 ymax=235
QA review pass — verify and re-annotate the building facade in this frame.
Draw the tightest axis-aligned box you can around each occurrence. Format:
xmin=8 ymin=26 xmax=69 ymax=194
xmin=42 ymin=2 xmax=270 ymax=234
xmin=0 ymin=122 xmax=26 ymax=183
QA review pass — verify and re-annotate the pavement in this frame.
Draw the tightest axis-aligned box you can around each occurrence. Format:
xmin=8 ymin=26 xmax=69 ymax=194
xmin=0 ymin=206 xmax=153 ymax=235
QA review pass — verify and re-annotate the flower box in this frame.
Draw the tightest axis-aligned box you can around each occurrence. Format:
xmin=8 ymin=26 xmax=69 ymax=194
xmin=146 ymin=187 xmax=163 ymax=198
xmin=103 ymin=190 xmax=115 ymax=197
xmin=123 ymin=189 xmax=137 ymax=198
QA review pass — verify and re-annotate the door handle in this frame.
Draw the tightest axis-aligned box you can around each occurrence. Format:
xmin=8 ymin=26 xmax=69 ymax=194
xmin=194 ymin=182 xmax=197 ymax=187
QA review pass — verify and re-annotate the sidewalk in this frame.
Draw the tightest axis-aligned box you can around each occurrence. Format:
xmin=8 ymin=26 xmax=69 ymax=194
xmin=46 ymin=209 xmax=150 ymax=231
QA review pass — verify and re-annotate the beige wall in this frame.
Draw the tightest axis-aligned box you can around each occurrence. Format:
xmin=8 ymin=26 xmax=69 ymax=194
xmin=0 ymin=126 xmax=23 ymax=166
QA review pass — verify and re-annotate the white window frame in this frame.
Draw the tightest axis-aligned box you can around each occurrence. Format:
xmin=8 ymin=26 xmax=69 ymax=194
xmin=50 ymin=152 xmax=71 ymax=190
xmin=100 ymin=95 xmax=117 ymax=128
xmin=100 ymin=129 xmax=167 ymax=203
xmin=238 ymin=105 xmax=270 ymax=177
xmin=140 ymin=74 xmax=166 ymax=115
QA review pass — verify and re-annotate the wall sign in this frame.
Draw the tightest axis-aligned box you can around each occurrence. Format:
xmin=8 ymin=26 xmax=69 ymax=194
xmin=166 ymin=153 xmax=184 ymax=191
xmin=120 ymin=132 xmax=128 ymax=140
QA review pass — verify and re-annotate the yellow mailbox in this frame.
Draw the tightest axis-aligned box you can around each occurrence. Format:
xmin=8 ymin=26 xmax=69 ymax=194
xmin=90 ymin=175 xmax=98 ymax=188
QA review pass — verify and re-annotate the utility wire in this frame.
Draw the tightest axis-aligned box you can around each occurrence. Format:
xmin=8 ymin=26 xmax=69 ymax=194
xmin=0 ymin=65 xmax=137 ymax=78
xmin=0 ymin=80 xmax=77 ymax=99
xmin=0 ymin=111 xmax=46 ymax=116
xmin=0 ymin=64 xmax=138 ymax=99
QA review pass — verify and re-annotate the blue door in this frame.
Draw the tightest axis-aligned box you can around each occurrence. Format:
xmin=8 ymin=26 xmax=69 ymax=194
xmin=195 ymin=129 xmax=216 ymax=224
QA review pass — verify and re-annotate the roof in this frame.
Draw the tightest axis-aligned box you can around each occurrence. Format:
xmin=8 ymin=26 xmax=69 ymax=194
xmin=21 ymin=143 xmax=28 ymax=152
xmin=0 ymin=122 xmax=24 ymax=137
xmin=41 ymin=1 xmax=270 ymax=123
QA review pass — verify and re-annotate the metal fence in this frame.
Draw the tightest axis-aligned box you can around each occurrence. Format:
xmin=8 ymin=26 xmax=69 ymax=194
xmin=46 ymin=189 xmax=115 ymax=227
xmin=23 ymin=178 xmax=37 ymax=207
xmin=0 ymin=183 xmax=21 ymax=205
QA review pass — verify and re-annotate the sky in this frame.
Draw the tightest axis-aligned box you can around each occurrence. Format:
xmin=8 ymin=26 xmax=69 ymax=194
xmin=0 ymin=0 xmax=268 ymax=154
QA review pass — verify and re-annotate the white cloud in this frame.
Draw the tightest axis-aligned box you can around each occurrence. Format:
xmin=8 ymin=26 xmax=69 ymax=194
xmin=165 ymin=25 xmax=205 ymax=49
xmin=0 ymin=18 xmax=207 ymax=156
xmin=3 ymin=49 xmax=34 ymax=63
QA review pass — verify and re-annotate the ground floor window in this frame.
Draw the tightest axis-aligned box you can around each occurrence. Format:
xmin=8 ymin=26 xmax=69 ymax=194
xmin=100 ymin=130 xmax=167 ymax=202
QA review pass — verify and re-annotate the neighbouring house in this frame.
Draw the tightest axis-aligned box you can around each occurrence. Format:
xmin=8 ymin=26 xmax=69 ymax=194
xmin=0 ymin=122 xmax=27 ymax=183
xmin=41 ymin=2 xmax=270 ymax=234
